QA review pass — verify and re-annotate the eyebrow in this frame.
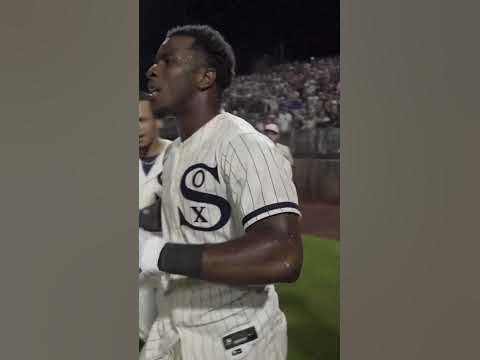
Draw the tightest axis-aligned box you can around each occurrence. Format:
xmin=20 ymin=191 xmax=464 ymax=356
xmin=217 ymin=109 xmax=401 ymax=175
xmin=154 ymin=45 xmax=195 ymax=63
xmin=154 ymin=50 xmax=171 ymax=63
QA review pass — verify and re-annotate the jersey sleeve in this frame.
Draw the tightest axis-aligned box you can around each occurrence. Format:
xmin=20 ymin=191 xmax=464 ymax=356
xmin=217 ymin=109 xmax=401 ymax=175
xmin=221 ymin=132 xmax=301 ymax=230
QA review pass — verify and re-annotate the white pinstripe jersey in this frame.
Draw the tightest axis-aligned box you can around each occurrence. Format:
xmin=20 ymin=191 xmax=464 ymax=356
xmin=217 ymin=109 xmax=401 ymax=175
xmin=139 ymin=138 xmax=171 ymax=342
xmin=160 ymin=111 xmax=300 ymax=328
xmin=139 ymin=138 xmax=172 ymax=210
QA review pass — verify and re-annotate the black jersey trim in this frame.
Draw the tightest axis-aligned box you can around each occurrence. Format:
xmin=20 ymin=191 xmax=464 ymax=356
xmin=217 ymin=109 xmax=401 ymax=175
xmin=242 ymin=202 xmax=300 ymax=226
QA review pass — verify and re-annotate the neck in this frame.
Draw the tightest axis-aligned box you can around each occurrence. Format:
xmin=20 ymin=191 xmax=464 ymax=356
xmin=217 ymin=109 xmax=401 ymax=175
xmin=139 ymin=137 xmax=162 ymax=159
xmin=174 ymin=93 xmax=221 ymax=141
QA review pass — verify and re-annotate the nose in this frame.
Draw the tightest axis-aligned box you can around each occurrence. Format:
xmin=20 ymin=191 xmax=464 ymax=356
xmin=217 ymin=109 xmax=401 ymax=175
xmin=146 ymin=64 xmax=158 ymax=80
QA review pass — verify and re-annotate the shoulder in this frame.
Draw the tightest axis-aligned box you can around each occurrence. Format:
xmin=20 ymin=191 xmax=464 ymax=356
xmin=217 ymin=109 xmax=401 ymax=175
xmin=277 ymin=143 xmax=290 ymax=152
xmin=156 ymin=138 xmax=173 ymax=157
xmin=161 ymin=137 xmax=180 ymax=164
xmin=217 ymin=111 xmax=257 ymax=136
xmin=217 ymin=112 xmax=273 ymax=153
xmin=159 ymin=138 xmax=173 ymax=147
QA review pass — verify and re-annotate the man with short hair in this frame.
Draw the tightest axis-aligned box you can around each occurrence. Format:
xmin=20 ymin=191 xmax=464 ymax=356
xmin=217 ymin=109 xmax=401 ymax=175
xmin=264 ymin=122 xmax=294 ymax=167
xmin=140 ymin=25 xmax=302 ymax=360
xmin=138 ymin=92 xmax=171 ymax=356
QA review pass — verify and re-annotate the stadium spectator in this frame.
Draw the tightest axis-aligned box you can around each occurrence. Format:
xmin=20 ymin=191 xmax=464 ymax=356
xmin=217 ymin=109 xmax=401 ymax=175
xmin=264 ymin=123 xmax=294 ymax=167
xmin=277 ymin=110 xmax=293 ymax=134
xmin=211 ymin=56 xmax=340 ymax=155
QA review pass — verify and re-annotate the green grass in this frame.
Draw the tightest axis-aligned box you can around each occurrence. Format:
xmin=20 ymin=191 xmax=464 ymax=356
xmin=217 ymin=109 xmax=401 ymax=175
xmin=277 ymin=235 xmax=340 ymax=360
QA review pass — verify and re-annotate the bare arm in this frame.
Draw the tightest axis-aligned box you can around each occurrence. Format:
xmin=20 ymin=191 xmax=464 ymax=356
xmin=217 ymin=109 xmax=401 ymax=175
xmin=201 ymin=213 xmax=303 ymax=286
xmin=158 ymin=213 xmax=303 ymax=286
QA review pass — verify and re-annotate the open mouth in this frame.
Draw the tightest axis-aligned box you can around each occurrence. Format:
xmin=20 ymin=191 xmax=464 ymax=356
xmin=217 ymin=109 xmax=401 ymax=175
xmin=147 ymin=83 xmax=161 ymax=96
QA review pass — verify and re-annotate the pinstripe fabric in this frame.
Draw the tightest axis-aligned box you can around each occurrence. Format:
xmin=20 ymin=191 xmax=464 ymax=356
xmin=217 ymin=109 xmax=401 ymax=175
xmin=139 ymin=140 xmax=171 ymax=342
xmin=145 ymin=112 xmax=299 ymax=359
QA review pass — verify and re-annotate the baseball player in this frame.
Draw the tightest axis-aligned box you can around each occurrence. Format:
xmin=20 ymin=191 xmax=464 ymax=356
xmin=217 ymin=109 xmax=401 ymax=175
xmin=140 ymin=25 xmax=303 ymax=360
xmin=263 ymin=122 xmax=295 ymax=167
xmin=138 ymin=92 xmax=171 ymax=356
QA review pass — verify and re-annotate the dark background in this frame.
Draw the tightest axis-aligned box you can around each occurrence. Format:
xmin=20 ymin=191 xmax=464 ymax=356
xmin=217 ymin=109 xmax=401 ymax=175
xmin=140 ymin=0 xmax=340 ymax=90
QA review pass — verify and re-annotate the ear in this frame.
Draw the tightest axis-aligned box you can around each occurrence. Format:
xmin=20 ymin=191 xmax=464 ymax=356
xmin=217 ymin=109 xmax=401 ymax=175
xmin=196 ymin=67 xmax=217 ymax=91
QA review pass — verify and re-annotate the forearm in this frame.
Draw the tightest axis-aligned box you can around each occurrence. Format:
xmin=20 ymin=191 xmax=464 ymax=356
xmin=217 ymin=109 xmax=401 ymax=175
xmin=201 ymin=258 xmax=298 ymax=286
xmin=158 ymin=215 xmax=303 ymax=286
xmin=201 ymin=232 xmax=302 ymax=285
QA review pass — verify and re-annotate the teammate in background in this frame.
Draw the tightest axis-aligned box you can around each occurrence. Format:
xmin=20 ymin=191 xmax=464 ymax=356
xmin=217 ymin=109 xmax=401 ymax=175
xmin=140 ymin=25 xmax=303 ymax=360
xmin=138 ymin=92 xmax=171 ymax=356
xmin=263 ymin=122 xmax=295 ymax=168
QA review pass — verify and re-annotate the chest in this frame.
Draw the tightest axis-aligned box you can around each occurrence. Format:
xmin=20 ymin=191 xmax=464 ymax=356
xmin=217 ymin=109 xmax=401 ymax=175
xmin=162 ymin=145 xmax=232 ymax=232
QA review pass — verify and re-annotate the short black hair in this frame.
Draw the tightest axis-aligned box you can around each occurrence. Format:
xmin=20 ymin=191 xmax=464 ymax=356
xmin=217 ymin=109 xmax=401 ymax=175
xmin=166 ymin=24 xmax=236 ymax=94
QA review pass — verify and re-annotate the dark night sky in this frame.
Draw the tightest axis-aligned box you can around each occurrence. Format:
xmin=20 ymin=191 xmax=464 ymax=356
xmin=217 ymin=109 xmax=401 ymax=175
xmin=140 ymin=0 xmax=339 ymax=90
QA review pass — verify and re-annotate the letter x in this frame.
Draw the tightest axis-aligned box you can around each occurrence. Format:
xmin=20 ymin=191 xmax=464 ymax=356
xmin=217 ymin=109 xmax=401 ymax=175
xmin=192 ymin=206 xmax=208 ymax=223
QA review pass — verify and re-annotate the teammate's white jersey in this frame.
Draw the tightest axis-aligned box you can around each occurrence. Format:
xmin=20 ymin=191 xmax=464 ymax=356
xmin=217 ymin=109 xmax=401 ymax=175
xmin=139 ymin=138 xmax=171 ymax=209
xmin=144 ymin=112 xmax=300 ymax=359
xmin=139 ymin=138 xmax=171 ymax=342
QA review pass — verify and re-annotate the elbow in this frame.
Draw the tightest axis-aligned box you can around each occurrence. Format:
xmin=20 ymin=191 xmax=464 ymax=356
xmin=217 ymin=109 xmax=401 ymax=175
xmin=278 ymin=253 xmax=303 ymax=283
xmin=274 ymin=234 xmax=303 ymax=283
xmin=284 ymin=258 xmax=303 ymax=283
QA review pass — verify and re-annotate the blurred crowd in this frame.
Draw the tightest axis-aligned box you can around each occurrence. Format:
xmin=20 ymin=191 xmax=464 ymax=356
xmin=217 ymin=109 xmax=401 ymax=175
xmin=159 ymin=57 xmax=340 ymax=156
xmin=223 ymin=57 xmax=340 ymax=156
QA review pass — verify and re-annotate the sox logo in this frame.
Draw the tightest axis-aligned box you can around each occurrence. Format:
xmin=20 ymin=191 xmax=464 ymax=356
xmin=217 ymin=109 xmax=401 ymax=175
xmin=178 ymin=163 xmax=231 ymax=232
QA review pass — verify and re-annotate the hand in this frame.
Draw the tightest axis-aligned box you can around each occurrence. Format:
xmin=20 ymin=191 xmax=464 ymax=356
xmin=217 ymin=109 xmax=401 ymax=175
xmin=139 ymin=199 xmax=162 ymax=232
xmin=139 ymin=228 xmax=166 ymax=281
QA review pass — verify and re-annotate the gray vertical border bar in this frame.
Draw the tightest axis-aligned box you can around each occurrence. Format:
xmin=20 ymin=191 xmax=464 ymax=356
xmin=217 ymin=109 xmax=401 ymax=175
xmin=0 ymin=1 xmax=138 ymax=359
xmin=342 ymin=0 xmax=480 ymax=359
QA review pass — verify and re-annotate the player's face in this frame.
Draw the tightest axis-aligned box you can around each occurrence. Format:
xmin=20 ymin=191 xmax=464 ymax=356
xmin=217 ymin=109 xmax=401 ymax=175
xmin=139 ymin=100 xmax=158 ymax=148
xmin=264 ymin=130 xmax=280 ymax=143
xmin=267 ymin=114 xmax=277 ymax=122
xmin=146 ymin=36 xmax=201 ymax=114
